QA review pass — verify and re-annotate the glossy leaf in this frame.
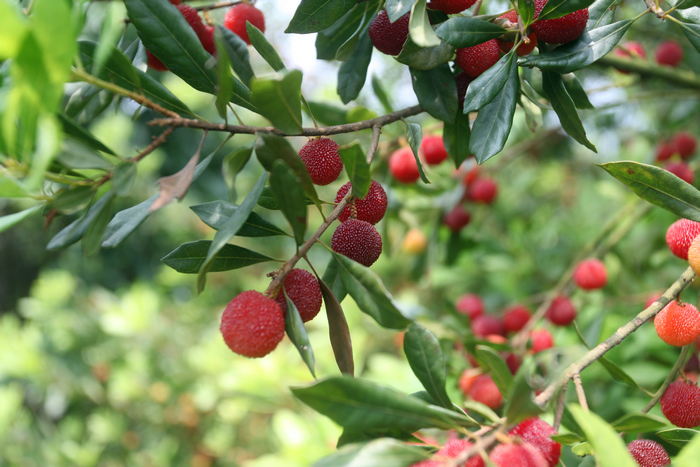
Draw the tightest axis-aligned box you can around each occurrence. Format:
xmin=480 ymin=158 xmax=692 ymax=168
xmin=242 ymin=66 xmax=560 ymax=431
xmin=270 ymin=160 xmax=307 ymax=246
xmin=675 ymin=432 xmax=700 ymax=467
xmin=214 ymin=33 xmax=234 ymax=120
xmin=313 ymin=438 xmax=429 ymax=467
xmin=315 ymin=3 xmax=366 ymax=60
xmin=217 ymin=26 xmax=255 ymax=86
xmin=599 ymin=161 xmax=700 ymax=221
xmin=305 ymin=101 xmax=349 ymax=126
xmin=475 ymin=345 xmax=513 ymax=397
xmin=283 ymin=289 xmax=316 ymax=378
xmin=464 ymin=51 xmax=516 ymax=114
xmin=338 ymin=32 xmax=373 ymax=104
xmin=47 ymin=193 xmax=116 ymax=250
xmin=247 ymin=23 xmax=286 ymax=71
xmin=610 ymin=413 xmax=667 ymax=433
xmin=404 ymin=323 xmax=452 ymax=409
xmin=443 ymin=111 xmax=471 ymax=168
xmin=656 ymin=428 xmax=700 ymax=448
xmin=101 ymin=194 xmax=158 ymax=248
xmin=587 ymin=0 xmax=618 ymax=28
xmin=435 ymin=17 xmax=506 ymax=48
xmin=678 ymin=21 xmax=700 ymax=54
xmin=319 ymin=278 xmax=354 ymax=376
xmin=537 ymin=0 xmax=597 ymax=21
xmin=409 ymin=64 xmax=457 ymax=123
xmin=568 ymin=404 xmax=637 ymax=467
xmin=409 ymin=0 xmax=441 ymax=47
xmin=334 ymin=2 xmax=376 ymax=62
xmin=339 ymin=142 xmax=371 ymax=199
xmin=395 ymin=37 xmax=454 ymax=70
xmin=58 ymin=113 xmax=115 ymax=155
xmin=333 ymin=252 xmax=412 ymax=330
xmin=257 ymin=186 xmax=315 ymax=211
xmin=51 ymin=186 xmax=95 ymax=212
xmin=222 ymin=145 xmax=254 ymax=202
xmin=387 ymin=0 xmax=417 ymax=22
xmin=0 ymin=172 xmax=30 ymax=198
xmin=322 ymin=256 xmax=348 ymax=303
xmin=163 ymin=240 xmax=274 ymax=274
xmin=542 ymin=71 xmax=596 ymax=151
xmin=56 ymin=140 xmax=113 ymax=170
xmin=286 ymin=0 xmax=358 ymax=34
xmin=112 ymin=162 xmax=137 ymax=197
xmin=405 ymin=121 xmax=430 ymax=184
xmin=250 ymin=69 xmax=304 ymax=135
xmin=0 ymin=204 xmax=43 ymax=234
xmin=562 ymin=73 xmax=594 ymax=109
xmin=81 ymin=195 xmax=114 ymax=257
xmin=597 ymin=357 xmax=638 ymax=388
xmin=462 ymin=400 xmax=501 ymax=423
xmin=189 ymin=201 xmax=287 ymax=237
xmin=518 ymin=0 xmax=536 ymax=26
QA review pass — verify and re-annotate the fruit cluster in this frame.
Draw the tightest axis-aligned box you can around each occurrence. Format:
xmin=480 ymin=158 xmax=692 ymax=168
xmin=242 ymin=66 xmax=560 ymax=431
xmin=654 ymin=131 xmax=697 ymax=185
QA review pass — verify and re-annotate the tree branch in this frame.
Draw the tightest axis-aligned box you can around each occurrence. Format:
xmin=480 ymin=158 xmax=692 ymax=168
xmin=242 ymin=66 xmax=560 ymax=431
xmin=594 ymin=55 xmax=700 ymax=89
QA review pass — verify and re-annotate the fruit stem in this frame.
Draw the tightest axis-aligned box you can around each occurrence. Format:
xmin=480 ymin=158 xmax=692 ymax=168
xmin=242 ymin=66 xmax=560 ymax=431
xmin=641 ymin=344 xmax=692 ymax=413
xmin=553 ymin=385 xmax=567 ymax=431
xmin=573 ymin=374 xmax=589 ymax=412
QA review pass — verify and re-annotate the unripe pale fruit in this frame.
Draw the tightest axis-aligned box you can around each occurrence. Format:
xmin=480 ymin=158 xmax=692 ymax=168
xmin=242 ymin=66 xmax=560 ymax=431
xmin=220 ymin=291 xmax=285 ymax=358
xmin=490 ymin=442 xmax=548 ymax=467
xmin=626 ymin=439 xmax=670 ymax=467
xmin=428 ymin=0 xmax=478 ymax=14
xmin=654 ymin=301 xmax=700 ymax=347
xmin=664 ymin=161 xmax=695 ymax=185
xmin=666 ymin=218 xmax=700 ymax=260
xmin=274 ymin=269 xmax=323 ymax=323
xmin=546 ymin=296 xmax=577 ymax=326
xmin=655 ymin=40 xmax=683 ymax=67
xmin=298 ymin=138 xmax=343 ymax=186
xmin=466 ymin=177 xmax=498 ymax=204
xmin=532 ymin=0 xmax=588 ymax=45
xmin=472 ymin=314 xmax=505 ymax=337
xmin=469 ymin=374 xmax=503 ymax=409
xmin=369 ymin=10 xmax=410 ymax=56
xmin=503 ymin=305 xmax=531 ymax=333
xmin=402 ymin=228 xmax=428 ymax=254
xmin=688 ymin=235 xmax=700 ymax=276
xmin=224 ymin=4 xmax=265 ymax=45
xmin=331 ymin=219 xmax=383 ymax=267
xmin=660 ymin=380 xmax=700 ymax=427
xmin=456 ymin=293 xmax=484 ymax=319
xmin=455 ymin=40 xmax=501 ymax=78
xmin=530 ymin=329 xmax=554 ymax=353
xmin=672 ymin=132 xmax=697 ymax=159
xmin=508 ymin=418 xmax=561 ymax=467
xmin=335 ymin=180 xmax=388 ymax=224
xmin=458 ymin=368 xmax=482 ymax=395
xmin=573 ymin=258 xmax=607 ymax=290
xmin=420 ymin=135 xmax=449 ymax=165
xmin=389 ymin=147 xmax=420 ymax=183
xmin=443 ymin=205 xmax=471 ymax=232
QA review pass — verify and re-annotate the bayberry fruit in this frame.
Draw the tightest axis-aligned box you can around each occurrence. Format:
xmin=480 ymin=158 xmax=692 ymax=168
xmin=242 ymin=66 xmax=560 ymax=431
xmin=420 ymin=135 xmax=449 ymax=165
xmin=672 ymin=132 xmax=697 ymax=159
xmin=455 ymin=39 xmax=501 ymax=78
xmin=656 ymin=40 xmax=683 ymax=67
xmin=220 ymin=291 xmax=285 ymax=358
xmin=530 ymin=329 xmax=554 ymax=353
xmin=201 ymin=25 xmax=216 ymax=55
xmin=147 ymin=5 xmax=210 ymax=70
xmin=656 ymin=141 xmax=676 ymax=161
xmin=456 ymin=293 xmax=485 ymax=319
xmin=546 ymin=296 xmax=577 ymax=326
xmin=369 ymin=10 xmax=410 ymax=56
xmin=626 ymin=439 xmax=670 ymax=467
xmin=274 ymin=269 xmax=323 ymax=323
xmin=687 ymin=235 xmax=700 ymax=276
xmin=459 ymin=368 xmax=482 ymax=395
xmin=490 ymin=442 xmax=548 ymax=467
xmin=472 ymin=314 xmax=506 ymax=337
xmin=411 ymin=438 xmax=484 ymax=467
xmin=469 ymin=374 xmax=503 ymax=409
xmin=444 ymin=205 xmax=472 ymax=232
xmin=428 ymin=0 xmax=478 ymax=14
xmin=466 ymin=177 xmax=498 ymax=204
xmin=613 ymin=41 xmax=646 ymax=73
xmin=147 ymin=51 xmax=169 ymax=71
xmin=168 ymin=0 xmax=181 ymax=4
xmin=666 ymin=218 xmax=700 ymax=260
xmin=532 ymin=0 xmax=588 ymax=45
xmin=403 ymin=228 xmax=428 ymax=254
xmin=178 ymin=4 xmax=206 ymax=37
xmin=503 ymin=305 xmax=531 ymax=333
xmin=654 ymin=301 xmax=700 ymax=347
xmin=389 ymin=147 xmax=420 ymax=184
xmin=664 ymin=161 xmax=694 ymax=184
xmin=573 ymin=258 xmax=607 ymax=290
xmin=331 ymin=219 xmax=383 ymax=267
xmin=660 ymin=380 xmax=700 ymax=427
xmin=335 ymin=180 xmax=388 ymax=225
xmin=298 ymin=138 xmax=343 ymax=186
xmin=496 ymin=11 xmax=538 ymax=56
xmin=505 ymin=353 xmax=522 ymax=374
xmin=509 ymin=418 xmax=561 ymax=467
xmin=224 ymin=4 xmax=265 ymax=45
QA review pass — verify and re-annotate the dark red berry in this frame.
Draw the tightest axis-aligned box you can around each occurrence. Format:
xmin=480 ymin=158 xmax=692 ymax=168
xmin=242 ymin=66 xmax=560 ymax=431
xmin=503 ymin=305 xmax=531 ymax=333
xmin=660 ymin=380 xmax=700 ymax=428
xmin=335 ymin=180 xmax=388 ymax=225
xmin=331 ymin=219 xmax=383 ymax=267
xmin=455 ymin=39 xmax=501 ymax=78
xmin=298 ymin=138 xmax=343 ymax=186
xmin=456 ymin=294 xmax=484 ymax=319
xmin=655 ymin=40 xmax=683 ymax=67
xmin=664 ymin=161 xmax=694 ymax=184
xmin=627 ymin=439 xmax=670 ymax=467
xmin=224 ymin=3 xmax=265 ymax=45
xmin=220 ymin=291 xmax=285 ymax=358
xmin=672 ymin=132 xmax=697 ymax=159
xmin=472 ymin=314 xmax=505 ymax=337
xmin=274 ymin=269 xmax=323 ymax=323
xmin=496 ymin=11 xmax=538 ymax=56
xmin=369 ymin=10 xmax=410 ymax=56
xmin=509 ymin=418 xmax=561 ymax=467
xmin=546 ymin=296 xmax=577 ymax=326
xmin=532 ymin=0 xmax=588 ymax=45
xmin=428 ymin=0 xmax=478 ymax=14
xmin=466 ymin=177 xmax=498 ymax=204
xmin=443 ymin=205 xmax=471 ymax=232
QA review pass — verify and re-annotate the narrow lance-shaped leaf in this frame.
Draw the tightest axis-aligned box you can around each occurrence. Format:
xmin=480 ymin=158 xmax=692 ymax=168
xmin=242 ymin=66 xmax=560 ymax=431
xmin=162 ymin=240 xmax=275 ymax=273
xmin=541 ymin=71 xmax=596 ymax=152
xmin=409 ymin=64 xmax=457 ymax=124
xmin=518 ymin=0 xmax=536 ymax=26
xmin=214 ymin=32 xmax=234 ymax=120
xmin=409 ymin=0 xmax=441 ymax=47
xmin=47 ymin=193 xmax=116 ymax=250
xmin=270 ymin=160 xmax=307 ymax=246
xmin=283 ymin=289 xmax=316 ymax=378
xmin=313 ymin=438 xmax=429 ymax=467
xmin=339 ymin=142 xmax=371 ymax=199
xmin=675 ymin=430 xmax=700 ymax=467
xmin=338 ymin=31 xmax=373 ymax=104
xmin=322 ymin=256 xmax=347 ymax=303
xmin=568 ymin=404 xmax=638 ymax=467
xmin=475 ymin=345 xmax=514 ymax=398
xmin=387 ymin=0 xmax=418 ymax=22
xmin=247 ymin=23 xmax=286 ymax=71
xmin=315 ymin=2 xmax=366 ymax=60
xmin=396 ymin=35 xmax=455 ymax=70
xmin=537 ymin=0 xmax=597 ymax=21
xmin=222 ymin=144 xmax=254 ymax=202
xmin=443 ymin=111 xmax=471 ymax=168
xmin=0 ymin=204 xmax=43 ymax=234
xmin=435 ymin=17 xmax=506 ymax=48
xmin=656 ymin=428 xmax=700 ymax=448
xmin=319 ymin=278 xmax=354 ymax=376
xmin=250 ymin=69 xmax=304 ymax=135
xmin=190 ymin=201 xmax=288 ymax=237
xmin=404 ymin=323 xmax=452 ymax=410
xmin=286 ymin=0 xmax=358 ymax=34
xmin=610 ymin=413 xmax=668 ymax=434
xmin=463 ymin=50 xmax=516 ymax=114
xmin=335 ymin=0 xmax=376 ymax=61
xmin=404 ymin=121 xmax=430 ymax=184
xmin=82 ymin=195 xmax=115 ymax=257
xmin=217 ymin=26 xmax=255 ymax=86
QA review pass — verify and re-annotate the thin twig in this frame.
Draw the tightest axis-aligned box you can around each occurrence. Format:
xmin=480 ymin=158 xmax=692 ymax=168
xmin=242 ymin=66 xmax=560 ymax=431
xmin=553 ymin=384 xmax=568 ymax=431
xmin=573 ymin=374 xmax=588 ymax=412
xmin=641 ymin=344 xmax=692 ymax=413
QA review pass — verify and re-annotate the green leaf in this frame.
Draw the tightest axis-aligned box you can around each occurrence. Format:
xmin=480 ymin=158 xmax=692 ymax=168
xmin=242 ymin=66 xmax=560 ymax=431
xmin=678 ymin=21 xmax=700 ymax=54
xmin=372 ymin=75 xmax=393 ymax=114
xmin=541 ymin=71 xmax=596 ymax=151
xmin=286 ymin=0 xmax=358 ymax=34
xmin=305 ymin=101 xmax=349 ymax=126
xmin=315 ymin=3 xmax=366 ymax=60
xmin=656 ymin=428 xmax=700 ymax=448
xmin=338 ymin=31 xmax=373 ymax=104
xmin=675 ymin=431 xmax=700 ymax=467
xmin=322 ymin=256 xmax=348 ymax=303
xmin=47 ymin=193 xmax=116 ymax=250
xmin=339 ymin=142 xmax=371 ymax=199
xmin=0 ymin=204 xmax=43 ymax=234
xmin=222 ymin=145 xmax=254 ymax=202
xmin=599 ymin=161 xmax=700 ymax=221
xmin=81 ymin=195 xmax=114 ymax=257
xmin=163 ymin=240 xmax=274 ymax=274
xmin=435 ymin=17 xmax=506 ymax=48
xmin=409 ymin=0 xmax=441 ymax=47
xmin=247 ymin=23 xmax=286 ymax=71
xmin=537 ymin=0 xmax=597 ymax=21
xmin=387 ymin=0 xmax=417 ymax=22
xmin=464 ymin=51 xmax=516 ymax=114
xmin=568 ymin=404 xmax=638 ymax=467
xmin=92 ymin=2 xmax=124 ymax=78
xmin=409 ymin=64 xmax=457 ymax=123
xmin=250 ymin=69 xmax=304 ymax=135
xmin=505 ymin=359 xmax=542 ymax=424
xmin=404 ymin=323 xmax=452 ymax=410
xmin=101 ymin=194 xmax=158 ymax=248
xmin=256 ymin=186 xmax=314 ymax=211
xmin=57 ymin=140 xmax=113 ymax=170
xmin=395 ymin=36 xmax=454 ymax=70
xmin=291 ymin=377 xmax=475 ymax=432
xmin=217 ymin=26 xmax=255 ymax=87
xmin=462 ymin=400 xmax=501 ymax=423
xmin=0 ymin=172 xmax=30 ymax=198
xmin=405 ymin=122 xmax=430 ymax=184
xmin=0 ymin=1 xmax=27 ymax=60
xmin=196 ymin=172 xmax=267 ymax=293
xmin=562 ymin=73 xmax=594 ymax=109
xmin=112 ymin=162 xmax=137 ymax=197
xmin=313 ymin=438 xmax=429 ymax=467
xmin=214 ymin=33 xmax=234 ymax=120
xmin=270 ymin=160 xmax=307 ymax=246
xmin=334 ymin=2 xmax=376 ymax=62
xmin=610 ymin=413 xmax=668 ymax=433
xmin=443 ymin=111 xmax=472 ymax=168
xmin=518 ymin=0 xmax=536 ymax=26
xmin=475 ymin=345 xmax=514 ymax=398
xmin=519 ymin=20 xmax=632 ymax=74
xmin=57 ymin=113 xmax=115 ymax=155
xmin=189 ymin=201 xmax=287 ymax=237
xmin=51 ymin=186 xmax=95 ymax=212
xmin=597 ymin=357 xmax=639 ymax=388
xmin=333 ymin=252 xmax=412 ymax=330
xmin=319 ymin=277 xmax=354 ymax=376
xmin=469 ymin=59 xmax=520 ymax=164
xmin=550 ymin=433 xmax=585 ymax=445
xmin=283 ymin=289 xmax=316 ymax=378
xmin=587 ymin=0 xmax=619 ymax=28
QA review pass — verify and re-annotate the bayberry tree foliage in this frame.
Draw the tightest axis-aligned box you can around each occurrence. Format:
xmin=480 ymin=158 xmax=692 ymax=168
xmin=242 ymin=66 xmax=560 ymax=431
xmin=3 ymin=0 xmax=700 ymax=464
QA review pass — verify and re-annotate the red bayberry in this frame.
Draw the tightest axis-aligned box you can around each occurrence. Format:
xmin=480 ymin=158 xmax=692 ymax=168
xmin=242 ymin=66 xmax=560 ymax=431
xmin=655 ymin=40 xmax=683 ymax=67
xmin=456 ymin=294 xmax=484 ymax=319
xmin=627 ymin=439 xmax=670 ymax=467
xmin=546 ymin=296 xmax=577 ymax=326
xmin=490 ymin=442 xmax=548 ymax=467
xmin=462 ymin=163 xmax=480 ymax=185
xmin=201 ymin=25 xmax=216 ymax=55
xmin=444 ymin=205 xmax=472 ymax=232
xmin=177 ymin=4 xmax=206 ymax=37
xmin=654 ymin=301 xmax=700 ymax=347
xmin=503 ymin=305 xmax=531 ymax=333
xmin=411 ymin=438 xmax=485 ymax=467
xmin=335 ymin=180 xmax=388 ymax=225
xmin=660 ymin=380 xmax=700 ymax=427
xmin=298 ymin=138 xmax=343 ymax=186
xmin=420 ymin=135 xmax=449 ymax=165
xmin=530 ymin=329 xmax=554 ymax=353
xmin=664 ymin=161 xmax=695 ymax=184
xmin=220 ymin=291 xmax=285 ymax=358
xmin=168 ymin=0 xmax=181 ymax=4
xmin=459 ymin=368 xmax=482 ymax=395
xmin=146 ymin=5 xmax=209 ymax=71
xmin=505 ymin=353 xmax=522 ymax=374
xmin=509 ymin=418 xmax=561 ymax=467
xmin=672 ymin=132 xmax=697 ymax=159
xmin=656 ymin=141 xmax=676 ymax=161
xmin=369 ymin=10 xmax=410 ymax=56
xmin=466 ymin=177 xmax=498 ymax=204
xmin=331 ymin=219 xmax=383 ymax=267
xmin=147 ymin=51 xmax=169 ymax=71
xmin=274 ymin=269 xmax=323 ymax=323
xmin=469 ymin=374 xmax=503 ymax=409
xmin=613 ymin=41 xmax=646 ymax=73
xmin=532 ymin=0 xmax=588 ymax=45
xmin=455 ymin=39 xmax=501 ymax=78
xmin=428 ymin=0 xmax=478 ymax=14
xmin=666 ymin=218 xmax=700 ymax=260
xmin=224 ymin=4 xmax=265 ymax=45
xmin=472 ymin=314 xmax=506 ymax=337
xmin=496 ymin=11 xmax=538 ymax=56
xmin=573 ymin=258 xmax=607 ymax=290
xmin=389 ymin=147 xmax=420 ymax=184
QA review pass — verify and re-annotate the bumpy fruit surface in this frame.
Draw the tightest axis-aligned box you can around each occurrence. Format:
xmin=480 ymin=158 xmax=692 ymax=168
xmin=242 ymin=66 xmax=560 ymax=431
xmin=496 ymin=11 xmax=538 ymax=56
xmin=532 ymin=0 xmax=588 ymax=45
xmin=299 ymin=138 xmax=343 ymax=186
xmin=220 ymin=291 xmax=285 ymax=358
xmin=455 ymin=39 xmax=501 ymax=78
xmin=660 ymin=380 xmax=700 ymax=427
xmin=666 ymin=218 xmax=700 ymax=260
xmin=672 ymin=132 xmax=697 ymax=159
xmin=490 ymin=442 xmax=548 ymax=467
xmin=369 ymin=10 xmax=410 ymax=55
xmin=573 ymin=258 xmax=607 ymax=290
xmin=531 ymin=329 xmax=554 ymax=353
xmin=420 ymin=135 xmax=449 ymax=165
xmin=472 ymin=314 xmax=505 ymax=337
xmin=331 ymin=219 xmax=383 ymax=267
xmin=389 ymin=147 xmax=420 ymax=183
xmin=654 ymin=301 xmax=700 ymax=347
xmin=655 ymin=40 xmax=683 ymax=67
xmin=466 ymin=177 xmax=498 ymax=204
xmin=509 ymin=418 xmax=561 ymax=467
xmin=428 ymin=0 xmax=478 ymax=14
xmin=469 ymin=374 xmax=503 ymax=409
xmin=664 ymin=161 xmax=694 ymax=184
xmin=503 ymin=305 xmax=531 ymax=333
xmin=546 ymin=296 xmax=577 ymax=326
xmin=224 ymin=3 xmax=265 ymax=45
xmin=688 ymin=235 xmax=700 ymax=277
xmin=201 ymin=25 xmax=216 ymax=55
xmin=411 ymin=438 xmax=485 ymax=467
xmin=274 ymin=269 xmax=322 ymax=323
xmin=335 ymin=180 xmax=388 ymax=225
xmin=456 ymin=293 xmax=484 ymax=319
xmin=444 ymin=205 xmax=471 ymax=232
xmin=626 ymin=439 xmax=671 ymax=467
